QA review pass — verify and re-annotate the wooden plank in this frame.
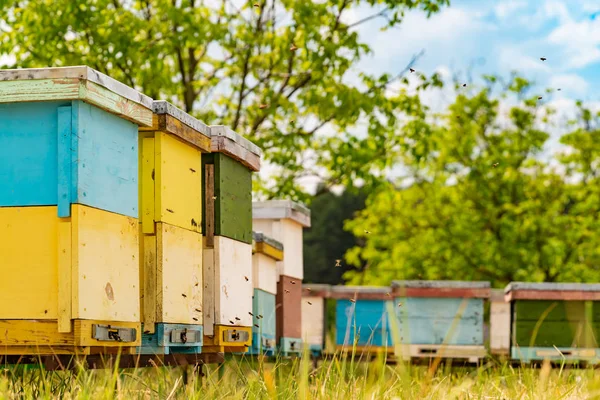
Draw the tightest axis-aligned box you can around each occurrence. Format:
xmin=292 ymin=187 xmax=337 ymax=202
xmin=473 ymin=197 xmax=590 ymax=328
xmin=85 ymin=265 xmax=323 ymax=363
xmin=214 ymin=154 xmax=253 ymax=244
xmin=507 ymin=290 xmax=600 ymax=301
xmin=394 ymin=297 xmax=483 ymax=320
xmin=80 ymin=80 xmax=153 ymax=127
xmin=0 ymin=102 xmax=66 ymax=207
xmin=211 ymin=136 xmax=260 ymax=172
xmin=57 ymin=217 xmax=73 ymax=333
xmin=393 ymin=316 xmax=484 ymax=346
xmin=513 ymin=320 xmax=599 ymax=347
xmin=253 ymin=200 xmax=312 ymax=228
xmin=202 ymin=244 xmax=215 ymax=336
xmin=302 ymin=284 xmax=331 ymax=298
xmin=254 ymin=242 xmax=284 ymax=261
xmin=0 ymin=320 xmax=74 ymax=346
xmin=512 ymin=347 xmax=600 ymax=362
xmin=392 ymin=287 xmax=491 ymax=299
xmin=395 ymin=344 xmax=487 ymax=360
xmin=277 ymin=219 xmax=304 ymax=280
xmin=205 ymin=164 xmax=215 ymax=247
xmin=252 ymin=253 xmax=278 ymax=295
xmin=0 ymin=78 xmax=81 ymax=103
xmin=142 ymin=234 xmax=157 ymax=334
xmin=157 ymin=223 xmax=203 ymax=324
xmin=329 ymin=287 xmax=392 ymax=300
xmin=154 ymin=132 xmax=202 ymax=232
xmin=162 ymin=115 xmax=211 ymax=153
xmin=336 ymin=299 xmax=394 ymax=347
xmin=490 ymin=300 xmax=511 ymax=355
xmin=0 ymin=206 xmax=59 ymax=319
xmin=74 ymin=320 xmax=141 ymax=347
xmin=57 ymin=106 xmax=73 ymax=218
xmin=276 ymin=275 xmax=303 ymax=339
xmin=140 ymin=135 xmax=156 ymax=234
xmin=213 ymin=236 xmax=253 ymax=326
xmin=302 ymin=296 xmax=324 ymax=347
xmin=71 ymin=205 xmax=140 ymax=322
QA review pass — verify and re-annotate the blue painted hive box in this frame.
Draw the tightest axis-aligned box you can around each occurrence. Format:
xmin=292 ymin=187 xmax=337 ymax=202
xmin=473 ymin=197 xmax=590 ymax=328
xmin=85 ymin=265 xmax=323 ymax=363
xmin=506 ymin=282 xmax=600 ymax=363
xmin=391 ymin=280 xmax=490 ymax=361
xmin=331 ymin=286 xmax=394 ymax=353
xmin=0 ymin=66 xmax=153 ymax=354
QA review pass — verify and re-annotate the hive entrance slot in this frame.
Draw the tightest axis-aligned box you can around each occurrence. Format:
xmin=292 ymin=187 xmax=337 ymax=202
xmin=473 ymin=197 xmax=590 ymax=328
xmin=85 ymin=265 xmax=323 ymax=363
xmin=419 ymin=349 xmax=438 ymax=354
xmin=92 ymin=324 xmax=137 ymax=343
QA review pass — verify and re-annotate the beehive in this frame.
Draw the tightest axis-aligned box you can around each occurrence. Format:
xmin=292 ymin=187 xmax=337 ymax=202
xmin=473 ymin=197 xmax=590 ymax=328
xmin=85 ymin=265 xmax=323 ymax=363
xmin=506 ymin=282 xmax=600 ymax=363
xmin=202 ymin=126 xmax=261 ymax=353
xmin=391 ymin=281 xmax=490 ymax=362
xmin=490 ymin=289 xmax=510 ymax=356
xmin=137 ymin=101 xmax=210 ymax=354
xmin=330 ymin=286 xmax=395 ymax=354
xmin=252 ymin=200 xmax=311 ymax=355
xmin=0 ymin=66 xmax=153 ymax=354
xmin=248 ymin=232 xmax=283 ymax=355
xmin=302 ymin=284 xmax=331 ymax=356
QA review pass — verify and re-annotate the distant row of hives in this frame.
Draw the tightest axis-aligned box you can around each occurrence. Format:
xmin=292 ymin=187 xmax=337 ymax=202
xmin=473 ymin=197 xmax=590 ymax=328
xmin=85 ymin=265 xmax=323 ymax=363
xmin=0 ymin=66 xmax=311 ymax=360
xmin=302 ymin=282 xmax=600 ymax=364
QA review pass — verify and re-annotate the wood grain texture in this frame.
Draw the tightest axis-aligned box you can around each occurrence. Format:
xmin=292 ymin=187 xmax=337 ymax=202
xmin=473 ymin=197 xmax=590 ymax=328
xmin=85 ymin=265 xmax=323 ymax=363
xmin=140 ymin=135 xmax=156 ymax=234
xmin=302 ymin=296 xmax=325 ymax=347
xmin=202 ymin=244 xmax=215 ymax=336
xmin=506 ymin=290 xmax=600 ymax=301
xmin=252 ymin=253 xmax=278 ymax=295
xmin=57 ymin=217 xmax=72 ymax=333
xmin=276 ymin=275 xmax=303 ymax=339
xmin=203 ymin=154 xmax=253 ymax=244
xmin=0 ymin=206 xmax=60 ymax=319
xmin=154 ymin=132 xmax=202 ymax=232
xmin=210 ymin=237 xmax=253 ymax=327
xmin=0 ymin=78 xmax=80 ymax=103
xmin=205 ymin=164 xmax=215 ymax=247
xmin=0 ymin=320 xmax=74 ymax=346
xmin=156 ymin=223 xmax=203 ymax=324
xmin=490 ymin=300 xmax=511 ymax=355
xmin=141 ymin=234 xmax=157 ymax=334
xmin=161 ymin=115 xmax=211 ymax=153
xmin=71 ymin=205 xmax=140 ymax=322
xmin=74 ymin=101 xmax=139 ymax=218
xmin=57 ymin=106 xmax=73 ymax=217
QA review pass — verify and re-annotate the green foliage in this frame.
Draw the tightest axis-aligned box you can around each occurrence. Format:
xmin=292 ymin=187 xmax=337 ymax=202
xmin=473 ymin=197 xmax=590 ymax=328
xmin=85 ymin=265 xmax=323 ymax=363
xmin=0 ymin=0 xmax=448 ymax=202
xmin=303 ymin=185 xmax=368 ymax=285
xmin=345 ymin=77 xmax=600 ymax=287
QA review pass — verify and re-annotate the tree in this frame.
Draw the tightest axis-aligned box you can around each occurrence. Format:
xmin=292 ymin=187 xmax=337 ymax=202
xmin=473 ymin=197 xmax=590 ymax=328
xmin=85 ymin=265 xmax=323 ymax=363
xmin=0 ymin=0 xmax=448 ymax=202
xmin=303 ymin=184 xmax=367 ymax=285
xmin=344 ymin=76 xmax=600 ymax=287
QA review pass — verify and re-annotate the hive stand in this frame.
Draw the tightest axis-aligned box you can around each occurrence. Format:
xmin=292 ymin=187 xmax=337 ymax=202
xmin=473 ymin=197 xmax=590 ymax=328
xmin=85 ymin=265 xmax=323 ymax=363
xmin=490 ymin=289 xmax=510 ymax=357
xmin=248 ymin=232 xmax=284 ymax=356
xmin=302 ymin=284 xmax=331 ymax=357
xmin=505 ymin=282 xmax=600 ymax=364
xmin=202 ymin=126 xmax=262 ymax=354
xmin=137 ymin=101 xmax=211 ymax=355
xmin=330 ymin=286 xmax=395 ymax=356
xmin=391 ymin=280 xmax=490 ymax=364
xmin=252 ymin=200 xmax=311 ymax=357
xmin=0 ymin=66 xmax=154 ymax=355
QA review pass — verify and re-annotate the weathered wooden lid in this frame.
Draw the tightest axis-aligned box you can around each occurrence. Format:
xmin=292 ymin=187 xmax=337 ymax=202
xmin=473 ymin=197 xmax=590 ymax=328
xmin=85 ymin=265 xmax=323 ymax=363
xmin=148 ymin=101 xmax=211 ymax=152
xmin=302 ymin=284 xmax=332 ymax=297
xmin=252 ymin=200 xmax=311 ymax=228
xmin=252 ymin=231 xmax=284 ymax=251
xmin=329 ymin=285 xmax=392 ymax=300
xmin=490 ymin=289 xmax=507 ymax=302
xmin=391 ymin=280 xmax=491 ymax=298
xmin=209 ymin=125 xmax=262 ymax=172
xmin=0 ymin=66 xmax=153 ymax=126
xmin=505 ymin=282 xmax=600 ymax=301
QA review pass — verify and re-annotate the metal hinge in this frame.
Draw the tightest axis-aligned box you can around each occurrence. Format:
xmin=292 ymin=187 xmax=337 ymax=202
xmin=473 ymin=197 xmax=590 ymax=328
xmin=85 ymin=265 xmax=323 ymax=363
xmin=170 ymin=329 xmax=202 ymax=344
xmin=223 ymin=329 xmax=250 ymax=343
xmin=92 ymin=324 xmax=137 ymax=343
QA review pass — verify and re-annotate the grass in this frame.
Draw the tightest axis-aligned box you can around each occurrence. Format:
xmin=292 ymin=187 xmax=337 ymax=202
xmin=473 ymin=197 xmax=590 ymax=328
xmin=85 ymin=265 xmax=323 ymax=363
xmin=2 ymin=353 xmax=600 ymax=399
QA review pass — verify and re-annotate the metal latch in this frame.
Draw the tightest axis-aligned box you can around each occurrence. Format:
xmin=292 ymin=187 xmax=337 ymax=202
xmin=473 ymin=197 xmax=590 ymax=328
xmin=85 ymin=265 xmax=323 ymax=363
xmin=223 ymin=329 xmax=250 ymax=343
xmin=92 ymin=324 xmax=137 ymax=343
xmin=262 ymin=337 xmax=275 ymax=348
xmin=170 ymin=329 xmax=202 ymax=344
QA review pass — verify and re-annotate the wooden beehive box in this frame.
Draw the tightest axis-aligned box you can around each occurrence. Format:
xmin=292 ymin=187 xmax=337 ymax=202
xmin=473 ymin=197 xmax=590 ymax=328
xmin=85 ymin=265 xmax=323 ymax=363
xmin=137 ymin=101 xmax=211 ymax=354
xmin=391 ymin=280 xmax=490 ymax=362
xmin=490 ymin=289 xmax=510 ymax=356
xmin=330 ymin=286 xmax=395 ymax=354
xmin=252 ymin=200 xmax=311 ymax=355
xmin=505 ymin=282 xmax=600 ymax=363
xmin=302 ymin=284 xmax=331 ymax=356
xmin=249 ymin=232 xmax=284 ymax=355
xmin=202 ymin=126 xmax=261 ymax=353
xmin=0 ymin=66 xmax=154 ymax=354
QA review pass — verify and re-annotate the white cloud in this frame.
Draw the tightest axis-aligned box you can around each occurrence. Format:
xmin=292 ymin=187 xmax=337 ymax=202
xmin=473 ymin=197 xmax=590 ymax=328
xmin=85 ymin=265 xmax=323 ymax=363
xmin=549 ymin=74 xmax=589 ymax=96
xmin=547 ymin=19 xmax=600 ymax=68
xmin=498 ymin=47 xmax=552 ymax=74
xmin=494 ymin=1 xmax=528 ymax=19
